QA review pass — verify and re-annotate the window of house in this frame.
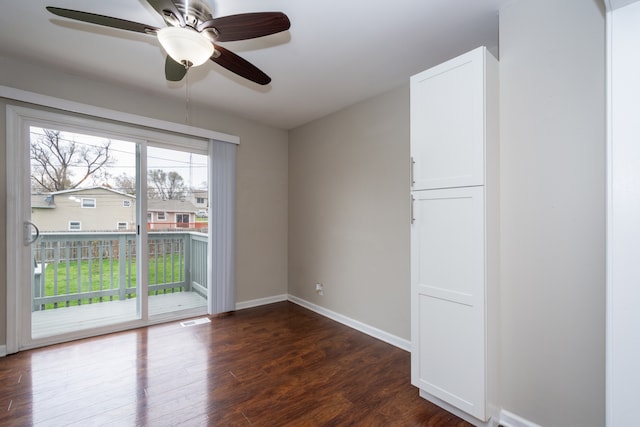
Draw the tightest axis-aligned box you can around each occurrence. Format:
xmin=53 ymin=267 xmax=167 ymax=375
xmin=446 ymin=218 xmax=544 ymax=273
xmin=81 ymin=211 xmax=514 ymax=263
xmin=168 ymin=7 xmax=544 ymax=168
xmin=123 ymin=200 xmax=131 ymax=207
xmin=196 ymin=197 xmax=205 ymax=204
xmin=81 ymin=198 xmax=96 ymax=208
xmin=147 ymin=212 xmax=152 ymax=221
xmin=116 ymin=222 xmax=128 ymax=230
xmin=176 ymin=213 xmax=189 ymax=228
xmin=157 ymin=212 xmax=166 ymax=220
xmin=68 ymin=221 xmax=81 ymax=231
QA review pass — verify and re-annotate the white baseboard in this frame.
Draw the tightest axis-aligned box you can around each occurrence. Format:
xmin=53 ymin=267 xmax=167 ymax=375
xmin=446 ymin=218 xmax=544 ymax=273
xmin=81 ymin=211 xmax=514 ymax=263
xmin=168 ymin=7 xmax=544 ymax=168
xmin=499 ymin=410 xmax=542 ymax=427
xmin=0 ymin=345 xmax=6 ymax=357
xmin=286 ymin=295 xmax=411 ymax=351
xmin=233 ymin=294 xmax=410 ymax=352
xmin=235 ymin=294 xmax=288 ymax=310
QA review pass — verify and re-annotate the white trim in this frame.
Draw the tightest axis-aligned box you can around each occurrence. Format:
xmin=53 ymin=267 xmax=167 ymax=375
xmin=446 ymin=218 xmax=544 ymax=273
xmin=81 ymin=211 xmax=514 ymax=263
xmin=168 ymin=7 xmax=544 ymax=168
xmin=498 ymin=409 xmax=542 ymax=427
xmin=287 ymin=295 xmax=411 ymax=351
xmin=0 ymin=85 xmax=239 ymax=145
xmin=234 ymin=294 xmax=411 ymax=352
xmin=605 ymin=4 xmax=640 ymax=426
xmin=12 ymin=106 xmax=207 ymax=153
xmin=81 ymin=198 xmax=96 ymax=208
xmin=0 ymin=345 xmax=6 ymax=357
xmin=605 ymin=7 xmax=614 ymax=427
xmin=68 ymin=220 xmax=82 ymax=231
xmin=605 ymin=0 xmax=640 ymax=11
xmin=5 ymin=105 xmax=31 ymax=354
xmin=235 ymin=294 xmax=288 ymax=310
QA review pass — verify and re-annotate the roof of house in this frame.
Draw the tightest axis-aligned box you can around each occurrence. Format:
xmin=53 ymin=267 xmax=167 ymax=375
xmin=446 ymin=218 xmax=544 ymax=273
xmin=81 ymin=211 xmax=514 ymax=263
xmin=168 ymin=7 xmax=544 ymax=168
xmin=190 ymin=190 xmax=208 ymax=198
xmin=31 ymin=187 xmax=198 ymax=212
xmin=32 ymin=186 xmax=135 ymax=209
xmin=147 ymin=199 xmax=198 ymax=213
xmin=46 ymin=186 xmax=135 ymax=198
xmin=31 ymin=194 xmax=56 ymax=209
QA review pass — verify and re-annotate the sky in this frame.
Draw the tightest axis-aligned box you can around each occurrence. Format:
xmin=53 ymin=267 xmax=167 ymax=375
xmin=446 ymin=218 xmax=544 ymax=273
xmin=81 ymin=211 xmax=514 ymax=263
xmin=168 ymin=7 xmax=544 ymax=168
xmin=30 ymin=127 xmax=209 ymax=192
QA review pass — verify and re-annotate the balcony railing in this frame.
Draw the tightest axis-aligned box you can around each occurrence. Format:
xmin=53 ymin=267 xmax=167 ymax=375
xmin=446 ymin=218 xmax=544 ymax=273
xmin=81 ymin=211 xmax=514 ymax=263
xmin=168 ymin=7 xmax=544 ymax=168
xmin=32 ymin=231 xmax=208 ymax=311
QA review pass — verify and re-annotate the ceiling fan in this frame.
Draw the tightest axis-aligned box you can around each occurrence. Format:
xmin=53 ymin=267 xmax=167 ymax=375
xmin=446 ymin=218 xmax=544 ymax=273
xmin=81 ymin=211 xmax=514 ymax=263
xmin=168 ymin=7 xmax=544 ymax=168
xmin=46 ymin=0 xmax=290 ymax=85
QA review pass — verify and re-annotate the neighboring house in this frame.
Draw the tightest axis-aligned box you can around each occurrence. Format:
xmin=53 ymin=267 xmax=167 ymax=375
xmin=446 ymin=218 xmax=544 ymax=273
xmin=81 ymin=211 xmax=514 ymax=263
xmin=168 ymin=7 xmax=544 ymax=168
xmin=147 ymin=199 xmax=198 ymax=230
xmin=188 ymin=189 xmax=208 ymax=212
xmin=31 ymin=187 xmax=136 ymax=232
xmin=31 ymin=187 xmax=200 ymax=232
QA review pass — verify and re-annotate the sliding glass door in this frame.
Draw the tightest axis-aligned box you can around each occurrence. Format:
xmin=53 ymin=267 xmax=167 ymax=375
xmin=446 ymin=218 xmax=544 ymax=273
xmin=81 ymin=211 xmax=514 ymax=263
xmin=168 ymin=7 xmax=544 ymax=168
xmin=145 ymin=145 xmax=209 ymax=317
xmin=28 ymin=126 xmax=142 ymax=339
xmin=6 ymin=106 xmax=211 ymax=350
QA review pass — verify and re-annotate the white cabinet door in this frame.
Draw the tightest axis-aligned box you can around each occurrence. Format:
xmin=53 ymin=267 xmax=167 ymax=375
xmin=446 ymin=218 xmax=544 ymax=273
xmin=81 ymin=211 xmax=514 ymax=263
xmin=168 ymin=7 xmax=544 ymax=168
xmin=410 ymin=47 xmax=485 ymax=190
xmin=411 ymin=186 xmax=486 ymax=420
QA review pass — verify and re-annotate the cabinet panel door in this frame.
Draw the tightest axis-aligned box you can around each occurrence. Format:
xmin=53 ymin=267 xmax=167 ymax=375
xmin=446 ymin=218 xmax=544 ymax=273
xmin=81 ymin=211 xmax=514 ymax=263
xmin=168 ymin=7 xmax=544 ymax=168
xmin=410 ymin=186 xmax=486 ymax=420
xmin=410 ymin=47 xmax=485 ymax=190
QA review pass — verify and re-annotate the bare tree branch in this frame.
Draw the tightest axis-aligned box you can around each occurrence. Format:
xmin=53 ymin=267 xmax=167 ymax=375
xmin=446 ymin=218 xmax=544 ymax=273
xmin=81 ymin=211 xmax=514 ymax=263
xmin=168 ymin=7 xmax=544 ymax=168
xmin=30 ymin=129 xmax=113 ymax=192
xmin=148 ymin=169 xmax=185 ymax=200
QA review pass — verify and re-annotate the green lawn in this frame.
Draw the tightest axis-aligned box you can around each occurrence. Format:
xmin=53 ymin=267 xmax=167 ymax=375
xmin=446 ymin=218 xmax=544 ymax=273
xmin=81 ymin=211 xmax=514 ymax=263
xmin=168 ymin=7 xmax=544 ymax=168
xmin=40 ymin=255 xmax=185 ymax=309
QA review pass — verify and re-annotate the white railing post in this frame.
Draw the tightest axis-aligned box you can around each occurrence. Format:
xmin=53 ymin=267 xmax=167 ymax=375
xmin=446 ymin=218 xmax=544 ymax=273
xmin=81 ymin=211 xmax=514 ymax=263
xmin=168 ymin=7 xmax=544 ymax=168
xmin=118 ymin=234 xmax=127 ymax=301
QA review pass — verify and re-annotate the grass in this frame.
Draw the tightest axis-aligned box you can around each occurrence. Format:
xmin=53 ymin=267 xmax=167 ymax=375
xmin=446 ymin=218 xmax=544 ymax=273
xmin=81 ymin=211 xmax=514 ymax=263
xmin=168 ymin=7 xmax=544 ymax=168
xmin=39 ymin=255 xmax=185 ymax=309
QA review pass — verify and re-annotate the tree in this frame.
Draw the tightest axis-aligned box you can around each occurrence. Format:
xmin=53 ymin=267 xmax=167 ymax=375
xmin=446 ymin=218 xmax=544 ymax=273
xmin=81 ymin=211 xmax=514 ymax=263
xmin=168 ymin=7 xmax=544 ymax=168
xmin=148 ymin=169 xmax=185 ymax=200
xmin=114 ymin=173 xmax=137 ymax=195
xmin=31 ymin=129 xmax=113 ymax=192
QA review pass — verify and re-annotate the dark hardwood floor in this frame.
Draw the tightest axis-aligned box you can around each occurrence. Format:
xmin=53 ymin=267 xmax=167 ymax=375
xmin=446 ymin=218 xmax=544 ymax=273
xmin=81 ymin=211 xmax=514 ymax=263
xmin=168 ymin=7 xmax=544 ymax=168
xmin=0 ymin=302 xmax=472 ymax=426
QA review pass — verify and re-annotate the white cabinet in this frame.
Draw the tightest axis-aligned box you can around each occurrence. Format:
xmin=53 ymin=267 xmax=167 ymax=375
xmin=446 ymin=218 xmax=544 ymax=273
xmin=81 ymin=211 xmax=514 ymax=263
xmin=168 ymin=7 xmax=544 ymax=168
xmin=410 ymin=46 xmax=498 ymax=425
xmin=410 ymin=47 xmax=487 ymax=190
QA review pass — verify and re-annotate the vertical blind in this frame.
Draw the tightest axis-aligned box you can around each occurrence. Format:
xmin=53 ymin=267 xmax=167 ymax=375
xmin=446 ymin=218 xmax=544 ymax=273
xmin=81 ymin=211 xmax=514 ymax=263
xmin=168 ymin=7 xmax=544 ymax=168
xmin=209 ymin=139 xmax=237 ymax=314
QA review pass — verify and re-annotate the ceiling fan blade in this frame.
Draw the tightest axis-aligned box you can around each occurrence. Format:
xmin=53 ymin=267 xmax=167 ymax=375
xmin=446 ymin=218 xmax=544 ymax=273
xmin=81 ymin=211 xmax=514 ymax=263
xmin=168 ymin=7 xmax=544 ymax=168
xmin=146 ymin=0 xmax=186 ymax=27
xmin=198 ymin=12 xmax=290 ymax=42
xmin=46 ymin=7 xmax=158 ymax=34
xmin=211 ymin=46 xmax=271 ymax=85
xmin=165 ymin=56 xmax=187 ymax=81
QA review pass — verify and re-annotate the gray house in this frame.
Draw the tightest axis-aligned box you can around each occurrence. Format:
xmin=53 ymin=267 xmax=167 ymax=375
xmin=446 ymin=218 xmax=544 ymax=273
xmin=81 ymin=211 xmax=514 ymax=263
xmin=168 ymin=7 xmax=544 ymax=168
xmin=188 ymin=189 xmax=208 ymax=212
xmin=31 ymin=186 xmax=136 ymax=232
xmin=32 ymin=186 xmax=200 ymax=232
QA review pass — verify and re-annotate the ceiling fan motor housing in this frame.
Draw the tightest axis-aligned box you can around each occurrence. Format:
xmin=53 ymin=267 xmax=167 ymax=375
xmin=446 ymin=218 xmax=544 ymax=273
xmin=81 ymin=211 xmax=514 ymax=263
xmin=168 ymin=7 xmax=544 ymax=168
xmin=168 ymin=0 xmax=213 ymax=28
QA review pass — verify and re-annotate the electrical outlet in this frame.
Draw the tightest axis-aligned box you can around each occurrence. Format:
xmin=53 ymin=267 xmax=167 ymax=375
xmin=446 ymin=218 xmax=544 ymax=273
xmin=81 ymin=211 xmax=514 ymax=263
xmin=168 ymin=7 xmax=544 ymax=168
xmin=315 ymin=283 xmax=324 ymax=295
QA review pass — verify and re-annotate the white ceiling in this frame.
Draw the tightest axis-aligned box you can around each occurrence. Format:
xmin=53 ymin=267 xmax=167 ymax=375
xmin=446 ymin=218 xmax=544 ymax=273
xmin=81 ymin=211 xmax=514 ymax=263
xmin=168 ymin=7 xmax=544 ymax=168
xmin=0 ymin=0 xmax=508 ymax=130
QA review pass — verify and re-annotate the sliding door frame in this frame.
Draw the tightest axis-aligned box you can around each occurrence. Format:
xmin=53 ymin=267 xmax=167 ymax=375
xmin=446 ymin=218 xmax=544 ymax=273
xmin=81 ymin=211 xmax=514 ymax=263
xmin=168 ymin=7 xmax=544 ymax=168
xmin=5 ymin=102 xmax=232 ymax=352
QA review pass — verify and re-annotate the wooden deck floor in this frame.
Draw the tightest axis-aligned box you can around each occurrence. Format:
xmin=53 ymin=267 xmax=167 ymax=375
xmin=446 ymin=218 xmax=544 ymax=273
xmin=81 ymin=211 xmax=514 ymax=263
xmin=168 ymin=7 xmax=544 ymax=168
xmin=32 ymin=292 xmax=207 ymax=339
xmin=0 ymin=301 xmax=472 ymax=426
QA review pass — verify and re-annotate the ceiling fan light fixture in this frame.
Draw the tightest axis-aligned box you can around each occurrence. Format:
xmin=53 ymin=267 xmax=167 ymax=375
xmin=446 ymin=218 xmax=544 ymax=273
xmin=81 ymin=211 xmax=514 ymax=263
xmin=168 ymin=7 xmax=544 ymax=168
xmin=157 ymin=26 xmax=214 ymax=68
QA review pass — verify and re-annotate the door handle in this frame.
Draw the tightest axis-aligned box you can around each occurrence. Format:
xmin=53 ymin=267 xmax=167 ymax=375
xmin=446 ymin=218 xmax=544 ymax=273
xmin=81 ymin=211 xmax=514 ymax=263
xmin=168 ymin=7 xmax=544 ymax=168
xmin=24 ymin=221 xmax=40 ymax=246
xmin=410 ymin=157 xmax=415 ymax=187
xmin=411 ymin=195 xmax=415 ymax=225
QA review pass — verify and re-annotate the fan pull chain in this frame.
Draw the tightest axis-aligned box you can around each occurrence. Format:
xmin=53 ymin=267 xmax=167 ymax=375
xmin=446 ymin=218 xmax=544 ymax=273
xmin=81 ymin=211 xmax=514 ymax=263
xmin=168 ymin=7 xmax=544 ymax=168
xmin=185 ymin=72 xmax=191 ymax=126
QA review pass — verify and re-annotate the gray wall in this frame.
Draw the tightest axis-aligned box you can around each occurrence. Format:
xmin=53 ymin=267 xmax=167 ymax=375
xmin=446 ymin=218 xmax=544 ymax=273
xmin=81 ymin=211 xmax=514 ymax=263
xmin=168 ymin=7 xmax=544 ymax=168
xmin=288 ymin=0 xmax=606 ymax=425
xmin=0 ymin=56 xmax=289 ymax=346
xmin=499 ymin=0 xmax=606 ymax=425
xmin=289 ymin=86 xmax=411 ymax=340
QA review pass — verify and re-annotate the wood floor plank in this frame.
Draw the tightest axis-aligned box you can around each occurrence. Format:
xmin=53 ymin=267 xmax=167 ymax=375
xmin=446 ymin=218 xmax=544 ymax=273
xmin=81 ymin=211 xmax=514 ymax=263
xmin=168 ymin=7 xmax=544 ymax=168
xmin=0 ymin=302 xmax=472 ymax=426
